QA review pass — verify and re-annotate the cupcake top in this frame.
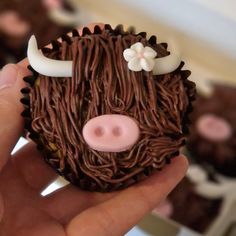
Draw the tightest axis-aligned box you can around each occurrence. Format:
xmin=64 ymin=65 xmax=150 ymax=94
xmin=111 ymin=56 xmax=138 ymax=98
xmin=22 ymin=24 xmax=196 ymax=192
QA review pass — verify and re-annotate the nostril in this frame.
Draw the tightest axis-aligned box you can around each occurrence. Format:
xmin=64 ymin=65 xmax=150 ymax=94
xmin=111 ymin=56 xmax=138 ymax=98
xmin=94 ymin=126 xmax=104 ymax=137
xmin=112 ymin=126 xmax=122 ymax=137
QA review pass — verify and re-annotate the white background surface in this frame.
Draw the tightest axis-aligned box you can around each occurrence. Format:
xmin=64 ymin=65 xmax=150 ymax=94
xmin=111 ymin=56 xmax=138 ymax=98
xmin=116 ymin=0 xmax=236 ymax=59
xmin=192 ymin=0 xmax=236 ymax=22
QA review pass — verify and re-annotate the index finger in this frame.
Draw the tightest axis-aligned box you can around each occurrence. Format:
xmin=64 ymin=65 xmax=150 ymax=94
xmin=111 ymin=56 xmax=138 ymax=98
xmin=18 ymin=58 xmax=29 ymax=68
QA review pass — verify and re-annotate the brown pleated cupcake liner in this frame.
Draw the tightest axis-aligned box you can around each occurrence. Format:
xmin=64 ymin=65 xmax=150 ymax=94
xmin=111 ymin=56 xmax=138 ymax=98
xmin=20 ymin=24 xmax=196 ymax=192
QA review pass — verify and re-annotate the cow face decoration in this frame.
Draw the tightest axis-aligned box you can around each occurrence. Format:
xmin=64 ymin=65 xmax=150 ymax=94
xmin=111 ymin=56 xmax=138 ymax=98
xmin=22 ymin=25 xmax=196 ymax=192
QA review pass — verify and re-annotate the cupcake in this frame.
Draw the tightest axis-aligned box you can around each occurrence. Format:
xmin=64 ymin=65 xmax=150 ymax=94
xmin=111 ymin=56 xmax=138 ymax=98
xmin=0 ymin=0 xmax=78 ymax=67
xmin=187 ymin=84 xmax=236 ymax=177
xmin=21 ymin=24 xmax=196 ymax=192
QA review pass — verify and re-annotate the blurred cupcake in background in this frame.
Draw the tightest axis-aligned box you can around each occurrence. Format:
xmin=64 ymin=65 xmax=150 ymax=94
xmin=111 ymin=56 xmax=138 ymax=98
xmin=153 ymin=80 xmax=236 ymax=234
xmin=187 ymin=84 xmax=236 ymax=177
xmin=0 ymin=0 xmax=82 ymax=67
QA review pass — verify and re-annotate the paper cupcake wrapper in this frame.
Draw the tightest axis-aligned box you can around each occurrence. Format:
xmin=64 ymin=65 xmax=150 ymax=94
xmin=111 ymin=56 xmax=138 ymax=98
xmin=20 ymin=24 xmax=196 ymax=192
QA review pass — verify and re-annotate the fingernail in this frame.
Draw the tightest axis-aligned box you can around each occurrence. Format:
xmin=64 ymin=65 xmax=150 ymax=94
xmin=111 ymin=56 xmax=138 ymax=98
xmin=0 ymin=64 xmax=18 ymax=90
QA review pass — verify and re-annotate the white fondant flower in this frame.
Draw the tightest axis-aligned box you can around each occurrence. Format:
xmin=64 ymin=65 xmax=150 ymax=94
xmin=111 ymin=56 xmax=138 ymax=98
xmin=123 ymin=42 xmax=157 ymax=72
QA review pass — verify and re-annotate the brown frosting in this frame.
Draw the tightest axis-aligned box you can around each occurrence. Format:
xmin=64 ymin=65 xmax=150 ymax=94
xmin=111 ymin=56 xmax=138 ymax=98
xmin=187 ymin=85 xmax=236 ymax=177
xmin=23 ymin=25 xmax=195 ymax=192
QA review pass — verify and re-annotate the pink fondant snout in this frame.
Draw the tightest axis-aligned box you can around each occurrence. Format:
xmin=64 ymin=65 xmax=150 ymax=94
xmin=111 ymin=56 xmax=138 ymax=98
xmin=42 ymin=0 xmax=62 ymax=9
xmin=196 ymin=114 xmax=232 ymax=142
xmin=82 ymin=114 xmax=140 ymax=152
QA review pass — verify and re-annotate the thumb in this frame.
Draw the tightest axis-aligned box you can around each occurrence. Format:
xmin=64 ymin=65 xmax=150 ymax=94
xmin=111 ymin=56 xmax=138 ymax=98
xmin=0 ymin=64 xmax=31 ymax=171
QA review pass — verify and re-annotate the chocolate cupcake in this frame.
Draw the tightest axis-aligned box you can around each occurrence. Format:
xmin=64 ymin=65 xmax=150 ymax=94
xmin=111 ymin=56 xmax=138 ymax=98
xmin=21 ymin=24 xmax=196 ymax=192
xmin=187 ymin=85 xmax=236 ymax=177
xmin=0 ymin=0 xmax=77 ymax=67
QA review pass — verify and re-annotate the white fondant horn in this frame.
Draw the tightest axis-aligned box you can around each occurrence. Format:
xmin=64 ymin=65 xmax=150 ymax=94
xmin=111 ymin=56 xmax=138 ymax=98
xmin=27 ymin=35 xmax=73 ymax=77
xmin=48 ymin=8 xmax=81 ymax=26
xmin=186 ymin=164 xmax=207 ymax=184
xmin=153 ymin=45 xmax=181 ymax=75
xmin=187 ymin=165 xmax=236 ymax=200
xmin=195 ymin=182 xmax=233 ymax=199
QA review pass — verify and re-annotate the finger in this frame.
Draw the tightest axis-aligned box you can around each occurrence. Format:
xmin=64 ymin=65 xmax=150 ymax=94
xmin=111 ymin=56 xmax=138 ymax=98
xmin=66 ymin=155 xmax=188 ymax=236
xmin=0 ymin=64 xmax=31 ymax=171
xmin=12 ymin=142 xmax=58 ymax=192
xmin=18 ymin=58 xmax=29 ymax=68
xmin=43 ymin=184 xmax=116 ymax=224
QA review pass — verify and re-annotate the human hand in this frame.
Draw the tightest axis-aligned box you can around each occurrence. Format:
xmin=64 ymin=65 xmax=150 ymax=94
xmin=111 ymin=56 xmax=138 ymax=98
xmin=0 ymin=25 xmax=188 ymax=236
